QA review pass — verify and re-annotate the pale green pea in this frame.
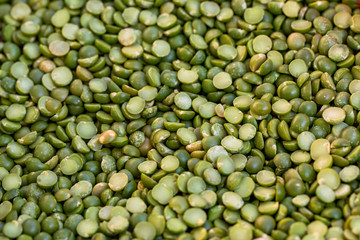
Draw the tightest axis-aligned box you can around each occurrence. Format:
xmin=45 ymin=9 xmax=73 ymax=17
xmin=349 ymin=80 xmax=360 ymax=94
xmin=253 ymin=187 xmax=275 ymax=201
xmin=240 ymin=203 xmax=259 ymax=222
xmin=283 ymin=1 xmax=300 ymax=18
xmin=213 ymin=72 xmax=232 ymax=90
xmin=289 ymin=59 xmax=308 ymax=78
xmin=339 ymin=165 xmax=359 ymax=183
xmin=207 ymin=145 xmax=229 ymax=163
xmin=310 ymin=139 xmax=330 ymax=160
xmin=51 ymin=67 xmax=73 ymax=86
xmin=51 ymin=9 xmax=70 ymax=28
xmin=317 ymin=168 xmax=340 ymax=190
xmin=177 ymin=68 xmax=198 ymax=84
xmin=37 ymin=170 xmax=58 ymax=188
xmin=3 ymin=221 xmax=23 ymax=238
xmin=187 ymin=176 xmax=206 ymax=194
xmin=175 ymin=92 xmax=192 ymax=110
xmin=122 ymin=7 xmax=140 ymax=26
xmin=134 ymin=222 xmax=157 ymax=240
xmin=328 ymin=44 xmax=350 ymax=62
xmin=86 ymin=0 xmax=104 ymax=15
xmin=0 ymin=167 xmax=9 ymax=181
xmin=290 ymin=150 xmax=311 ymax=164
xmin=256 ymin=170 xmax=276 ymax=187
xmin=239 ymin=123 xmax=257 ymax=141
xmin=332 ymin=122 xmax=348 ymax=137
xmin=70 ymin=180 xmax=92 ymax=198
xmin=76 ymin=121 xmax=97 ymax=140
xmin=350 ymin=216 xmax=360 ymax=235
xmin=221 ymin=136 xmax=243 ymax=153
xmin=272 ymin=99 xmax=292 ymax=115
xmin=126 ymin=197 xmax=147 ymax=213
xmin=297 ymin=131 xmax=316 ymax=151
xmin=10 ymin=62 xmax=28 ymax=79
xmin=177 ymin=128 xmax=197 ymax=145
xmin=200 ymin=1 xmax=220 ymax=17
xmin=152 ymin=40 xmax=171 ymax=57
xmin=244 ymin=7 xmax=264 ymax=24
xmin=316 ymin=184 xmax=336 ymax=203
xmin=16 ymin=77 xmax=34 ymax=94
xmin=109 ymin=172 xmax=128 ymax=191
xmin=235 ymin=177 xmax=255 ymax=199
xmin=11 ymin=2 xmax=31 ymax=20
xmin=291 ymin=20 xmax=312 ymax=33
xmin=183 ymin=208 xmax=207 ymax=228
xmin=60 ymin=154 xmax=83 ymax=175
xmin=89 ymin=17 xmax=106 ymax=35
xmin=118 ymin=28 xmax=137 ymax=46
xmin=289 ymin=222 xmax=307 ymax=236
xmin=189 ymin=34 xmax=208 ymax=50
xmin=192 ymin=96 xmax=207 ymax=112
xmin=0 ymin=201 xmax=12 ymax=221
xmin=122 ymin=45 xmax=143 ymax=58
xmin=138 ymin=86 xmax=158 ymax=101
xmin=292 ymin=194 xmax=310 ymax=207
xmin=2 ymin=173 xmax=21 ymax=191
xmin=267 ymin=50 xmax=284 ymax=71
xmin=307 ymin=221 xmax=328 ymax=237
xmin=334 ymin=11 xmax=351 ymax=29
xmin=217 ymin=45 xmax=237 ymax=60
xmin=253 ymin=35 xmax=272 ymax=54
xmin=138 ymin=161 xmax=157 ymax=175
xmin=216 ymin=155 xmax=235 ymax=175
xmin=49 ymin=40 xmax=70 ymax=57
xmin=322 ymin=107 xmax=346 ymax=125
xmin=157 ymin=13 xmax=177 ymax=29
xmin=217 ymin=7 xmax=234 ymax=22
xmin=76 ymin=219 xmax=98 ymax=238
xmin=108 ymin=216 xmax=129 ymax=234
xmin=161 ymin=155 xmax=180 ymax=172
xmin=6 ymin=104 xmax=26 ymax=121
xmin=139 ymin=10 xmax=157 ymax=25
xmin=89 ymin=78 xmax=108 ymax=93
xmin=222 ymin=192 xmax=244 ymax=210
xmin=350 ymin=91 xmax=360 ymax=110
xmin=126 ymin=97 xmax=146 ymax=115
xmin=199 ymin=102 xmax=216 ymax=119
xmin=313 ymin=154 xmax=333 ymax=172
xmin=224 ymin=107 xmax=243 ymax=124
xmin=152 ymin=183 xmax=173 ymax=205
xmin=62 ymin=23 xmax=79 ymax=40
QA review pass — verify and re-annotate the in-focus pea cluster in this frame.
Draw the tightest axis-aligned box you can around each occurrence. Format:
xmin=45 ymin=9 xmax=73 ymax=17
xmin=1 ymin=0 xmax=360 ymax=239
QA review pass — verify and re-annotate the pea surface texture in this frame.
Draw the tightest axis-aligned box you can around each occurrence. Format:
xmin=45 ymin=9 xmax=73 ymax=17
xmin=1 ymin=0 xmax=360 ymax=239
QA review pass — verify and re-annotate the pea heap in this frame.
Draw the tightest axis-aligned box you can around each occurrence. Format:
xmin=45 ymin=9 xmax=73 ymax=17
xmin=1 ymin=0 xmax=360 ymax=239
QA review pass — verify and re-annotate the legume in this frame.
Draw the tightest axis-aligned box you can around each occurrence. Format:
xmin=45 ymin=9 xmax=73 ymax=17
xmin=0 ymin=0 xmax=360 ymax=239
